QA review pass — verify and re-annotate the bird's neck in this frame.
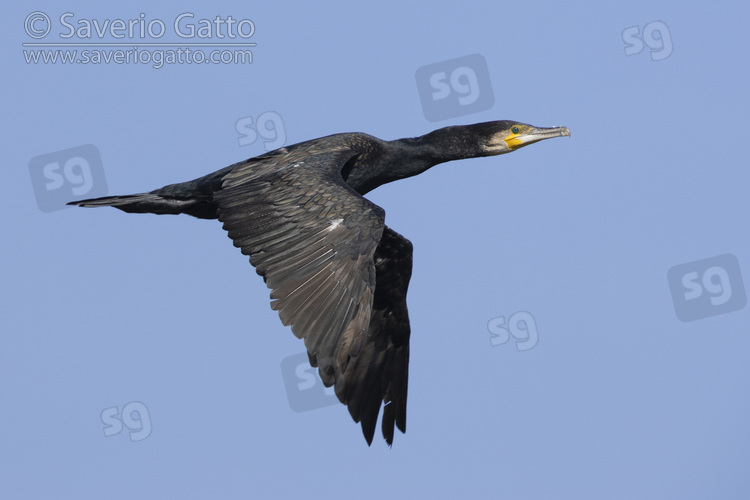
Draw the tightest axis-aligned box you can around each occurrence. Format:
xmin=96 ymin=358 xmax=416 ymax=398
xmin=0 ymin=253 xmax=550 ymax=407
xmin=348 ymin=127 xmax=485 ymax=195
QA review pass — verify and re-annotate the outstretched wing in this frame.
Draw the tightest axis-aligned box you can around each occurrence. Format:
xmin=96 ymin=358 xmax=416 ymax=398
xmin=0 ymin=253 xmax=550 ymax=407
xmin=215 ymin=149 xmax=415 ymax=445
xmin=330 ymin=226 xmax=413 ymax=445
xmin=215 ymin=150 xmax=386 ymax=403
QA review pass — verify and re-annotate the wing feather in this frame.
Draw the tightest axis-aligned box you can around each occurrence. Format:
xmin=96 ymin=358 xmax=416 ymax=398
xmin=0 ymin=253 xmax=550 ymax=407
xmin=216 ymin=146 xmax=414 ymax=445
xmin=215 ymin=150 xmax=385 ymax=401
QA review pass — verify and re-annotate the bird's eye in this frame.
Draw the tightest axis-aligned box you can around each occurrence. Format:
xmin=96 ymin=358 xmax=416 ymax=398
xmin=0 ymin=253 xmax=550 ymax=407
xmin=511 ymin=126 xmax=520 ymax=134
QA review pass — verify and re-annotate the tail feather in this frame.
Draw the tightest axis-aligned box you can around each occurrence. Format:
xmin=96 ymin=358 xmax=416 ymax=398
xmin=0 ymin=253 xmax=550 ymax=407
xmin=68 ymin=164 xmax=235 ymax=219
xmin=68 ymin=192 xmax=219 ymax=219
xmin=70 ymin=193 xmax=163 ymax=210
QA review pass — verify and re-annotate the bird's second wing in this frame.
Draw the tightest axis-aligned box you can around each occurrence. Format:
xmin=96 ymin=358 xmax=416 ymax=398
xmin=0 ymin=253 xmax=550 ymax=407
xmin=214 ymin=151 xmax=386 ymax=393
xmin=326 ymin=226 xmax=414 ymax=445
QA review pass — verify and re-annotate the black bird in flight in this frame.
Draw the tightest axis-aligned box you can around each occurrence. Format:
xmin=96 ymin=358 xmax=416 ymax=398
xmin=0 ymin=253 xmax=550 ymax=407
xmin=69 ymin=121 xmax=570 ymax=445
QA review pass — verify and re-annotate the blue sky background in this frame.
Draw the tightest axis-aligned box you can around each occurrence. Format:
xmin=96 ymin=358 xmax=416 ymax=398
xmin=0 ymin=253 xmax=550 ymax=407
xmin=3 ymin=1 xmax=749 ymax=498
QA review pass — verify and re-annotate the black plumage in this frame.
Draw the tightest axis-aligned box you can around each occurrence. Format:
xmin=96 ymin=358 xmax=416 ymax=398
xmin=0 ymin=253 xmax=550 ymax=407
xmin=69 ymin=120 xmax=569 ymax=445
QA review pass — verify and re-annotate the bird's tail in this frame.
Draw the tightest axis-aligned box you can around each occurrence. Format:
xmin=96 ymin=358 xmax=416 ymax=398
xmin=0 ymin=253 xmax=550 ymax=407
xmin=68 ymin=192 xmax=188 ymax=214
xmin=70 ymin=193 xmax=160 ymax=211
xmin=68 ymin=191 xmax=219 ymax=219
xmin=68 ymin=165 xmax=234 ymax=219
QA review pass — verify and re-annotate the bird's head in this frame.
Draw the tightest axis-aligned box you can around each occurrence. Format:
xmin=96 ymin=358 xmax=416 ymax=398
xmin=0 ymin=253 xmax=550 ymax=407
xmin=480 ymin=120 xmax=571 ymax=155
xmin=358 ymin=120 xmax=571 ymax=194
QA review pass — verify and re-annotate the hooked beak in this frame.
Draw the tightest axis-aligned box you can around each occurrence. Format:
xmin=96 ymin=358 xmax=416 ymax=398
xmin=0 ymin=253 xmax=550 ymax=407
xmin=504 ymin=126 xmax=571 ymax=151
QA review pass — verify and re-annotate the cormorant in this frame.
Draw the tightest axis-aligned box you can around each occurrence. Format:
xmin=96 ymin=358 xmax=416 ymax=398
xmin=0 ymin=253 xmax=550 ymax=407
xmin=69 ymin=121 xmax=570 ymax=445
